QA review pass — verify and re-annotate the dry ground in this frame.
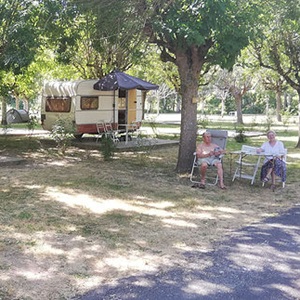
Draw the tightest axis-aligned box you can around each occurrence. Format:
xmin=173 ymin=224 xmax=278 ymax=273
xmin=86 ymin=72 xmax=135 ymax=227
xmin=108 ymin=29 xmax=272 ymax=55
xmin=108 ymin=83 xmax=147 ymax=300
xmin=0 ymin=137 xmax=299 ymax=299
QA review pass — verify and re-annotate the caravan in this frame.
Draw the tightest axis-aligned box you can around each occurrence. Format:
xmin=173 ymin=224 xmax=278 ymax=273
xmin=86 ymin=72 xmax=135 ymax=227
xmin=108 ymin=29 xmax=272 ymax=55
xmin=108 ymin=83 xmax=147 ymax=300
xmin=41 ymin=79 xmax=147 ymax=138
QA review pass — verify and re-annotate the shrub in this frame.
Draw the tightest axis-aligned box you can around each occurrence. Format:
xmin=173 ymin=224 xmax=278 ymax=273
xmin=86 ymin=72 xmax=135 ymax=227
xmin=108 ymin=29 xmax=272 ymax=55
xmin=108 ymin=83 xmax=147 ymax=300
xmin=100 ymin=136 xmax=116 ymax=161
xmin=50 ymin=118 xmax=75 ymax=155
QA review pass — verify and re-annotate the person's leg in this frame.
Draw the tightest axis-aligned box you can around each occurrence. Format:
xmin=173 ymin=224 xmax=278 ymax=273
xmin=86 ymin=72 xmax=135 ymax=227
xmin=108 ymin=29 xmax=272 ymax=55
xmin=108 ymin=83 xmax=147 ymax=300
xmin=215 ymin=161 xmax=226 ymax=188
xmin=199 ymin=162 xmax=208 ymax=185
xmin=266 ymin=167 xmax=273 ymax=180
xmin=262 ymin=160 xmax=274 ymax=182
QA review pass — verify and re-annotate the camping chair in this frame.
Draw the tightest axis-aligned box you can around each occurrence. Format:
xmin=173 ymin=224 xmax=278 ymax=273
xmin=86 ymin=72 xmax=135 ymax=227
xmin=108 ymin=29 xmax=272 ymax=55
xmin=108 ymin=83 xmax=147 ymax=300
xmin=262 ymin=148 xmax=287 ymax=188
xmin=104 ymin=122 xmax=119 ymax=143
xmin=232 ymin=145 xmax=262 ymax=185
xmin=190 ymin=129 xmax=228 ymax=186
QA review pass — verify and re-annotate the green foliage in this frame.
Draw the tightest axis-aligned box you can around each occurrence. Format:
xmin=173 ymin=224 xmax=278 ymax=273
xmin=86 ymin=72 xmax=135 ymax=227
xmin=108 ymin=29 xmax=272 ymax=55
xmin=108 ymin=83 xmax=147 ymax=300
xmin=0 ymin=1 xmax=40 ymax=74
xmin=50 ymin=118 xmax=75 ymax=155
xmin=265 ymin=110 xmax=274 ymax=131
xmin=234 ymin=124 xmax=247 ymax=143
xmin=197 ymin=116 xmax=209 ymax=129
xmin=27 ymin=116 xmax=38 ymax=132
xmin=99 ymin=136 xmax=116 ymax=161
xmin=147 ymin=117 xmax=159 ymax=138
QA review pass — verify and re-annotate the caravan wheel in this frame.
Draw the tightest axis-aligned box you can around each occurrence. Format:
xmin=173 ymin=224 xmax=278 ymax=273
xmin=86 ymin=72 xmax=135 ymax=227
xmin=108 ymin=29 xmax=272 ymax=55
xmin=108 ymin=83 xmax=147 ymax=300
xmin=74 ymin=133 xmax=83 ymax=140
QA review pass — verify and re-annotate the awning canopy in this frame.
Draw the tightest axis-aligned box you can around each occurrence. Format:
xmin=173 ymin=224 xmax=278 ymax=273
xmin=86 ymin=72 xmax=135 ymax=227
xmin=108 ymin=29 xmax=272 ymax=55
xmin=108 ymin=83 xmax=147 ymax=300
xmin=93 ymin=70 xmax=159 ymax=91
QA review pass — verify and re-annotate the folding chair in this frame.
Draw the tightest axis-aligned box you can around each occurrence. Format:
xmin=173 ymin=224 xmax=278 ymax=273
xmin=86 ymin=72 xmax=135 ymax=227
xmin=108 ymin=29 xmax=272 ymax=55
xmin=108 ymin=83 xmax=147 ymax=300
xmin=190 ymin=129 xmax=228 ymax=186
xmin=262 ymin=148 xmax=287 ymax=188
xmin=232 ymin=145 xmax=262 ymax=185
xmin=104 ymin=122 xmax=119 ymax=143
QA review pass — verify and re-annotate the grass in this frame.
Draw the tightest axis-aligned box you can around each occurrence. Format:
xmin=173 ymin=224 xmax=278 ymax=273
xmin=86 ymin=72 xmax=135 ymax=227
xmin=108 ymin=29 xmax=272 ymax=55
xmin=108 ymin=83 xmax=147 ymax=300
xmin=0 ymin=121 xmax=299 ymax=299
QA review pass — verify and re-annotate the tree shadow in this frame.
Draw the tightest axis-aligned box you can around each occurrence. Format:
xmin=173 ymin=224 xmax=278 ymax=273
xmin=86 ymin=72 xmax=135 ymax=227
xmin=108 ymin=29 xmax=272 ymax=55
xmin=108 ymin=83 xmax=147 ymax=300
xmin=75 ymin=206 xmax=300 ymax=300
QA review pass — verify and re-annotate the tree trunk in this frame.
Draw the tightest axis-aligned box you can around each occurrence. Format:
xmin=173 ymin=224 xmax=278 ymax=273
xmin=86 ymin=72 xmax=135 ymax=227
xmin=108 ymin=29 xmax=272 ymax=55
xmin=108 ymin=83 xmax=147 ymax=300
xmin=296 ymin=91 xmax=300 ymax=148
xmin=275 ymin=89 xmax=282 ymax=122
xmin=175 ymin=54 xmax=201 ymax=173
xmin=1 ymin=97 xmax=7 ymax=125
xmin=235 ymin=95 xmax=243 ymax=125
xmin=176 ymin=85 xmax=198 ymax=173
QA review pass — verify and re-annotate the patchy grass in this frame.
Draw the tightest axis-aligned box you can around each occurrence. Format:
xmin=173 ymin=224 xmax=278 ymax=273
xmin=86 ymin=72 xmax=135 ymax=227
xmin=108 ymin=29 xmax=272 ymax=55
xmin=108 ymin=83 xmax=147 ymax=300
xmin=0 ymin=133 xmax=299 ymax=300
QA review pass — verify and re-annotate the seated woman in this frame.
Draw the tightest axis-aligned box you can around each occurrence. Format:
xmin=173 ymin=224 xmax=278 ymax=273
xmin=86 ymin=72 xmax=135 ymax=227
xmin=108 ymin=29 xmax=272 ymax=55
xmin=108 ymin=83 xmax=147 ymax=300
xmin=257 ymin=130 xmax=286 ymax=190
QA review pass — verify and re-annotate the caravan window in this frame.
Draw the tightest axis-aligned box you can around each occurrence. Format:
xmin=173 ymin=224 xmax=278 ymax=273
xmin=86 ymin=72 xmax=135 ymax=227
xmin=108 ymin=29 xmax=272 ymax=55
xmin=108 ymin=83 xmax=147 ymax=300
xmin=46 ymin=97 xmax=71 ymax=112
xmin=80 ymin=96 xmax=99 ymax=110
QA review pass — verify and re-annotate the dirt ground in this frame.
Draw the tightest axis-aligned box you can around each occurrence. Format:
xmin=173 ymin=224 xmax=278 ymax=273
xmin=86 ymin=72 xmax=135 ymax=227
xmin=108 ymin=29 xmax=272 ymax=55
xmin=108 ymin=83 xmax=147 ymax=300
xmin=0 ymin=139 xmax=299 ymax=300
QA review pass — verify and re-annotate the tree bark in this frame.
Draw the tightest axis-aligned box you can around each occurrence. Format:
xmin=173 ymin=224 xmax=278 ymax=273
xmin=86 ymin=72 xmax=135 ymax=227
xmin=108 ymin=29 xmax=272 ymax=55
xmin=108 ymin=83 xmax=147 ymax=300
xmin=275 ymin=91 xmax=282 ymax=122
xmin=175 ymin=51 xmax=202 ymax=173
xmin=275 ymin=86 xmax=282 ymax=122
xmin=235 ymin=95 xmax=243 ymax=125
xmin=296 ymin=91 xmax=300 ymax=148
xmin=1 ymin=97 xmax=7 ymax=125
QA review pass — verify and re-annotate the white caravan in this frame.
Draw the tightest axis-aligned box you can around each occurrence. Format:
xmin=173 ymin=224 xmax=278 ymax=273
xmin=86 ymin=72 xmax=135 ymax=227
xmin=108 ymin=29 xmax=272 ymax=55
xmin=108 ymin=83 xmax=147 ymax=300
xmin=41 ymin=79 xmax=146 ymax=138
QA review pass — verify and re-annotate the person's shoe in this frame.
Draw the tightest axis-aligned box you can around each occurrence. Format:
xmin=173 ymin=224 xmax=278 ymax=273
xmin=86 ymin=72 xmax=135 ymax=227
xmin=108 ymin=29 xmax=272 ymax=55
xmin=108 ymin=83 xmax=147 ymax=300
xmin=263 ymin=177 xmax=270 ymax=183
xmin=199 ymin=183 xmax=206 ymax=189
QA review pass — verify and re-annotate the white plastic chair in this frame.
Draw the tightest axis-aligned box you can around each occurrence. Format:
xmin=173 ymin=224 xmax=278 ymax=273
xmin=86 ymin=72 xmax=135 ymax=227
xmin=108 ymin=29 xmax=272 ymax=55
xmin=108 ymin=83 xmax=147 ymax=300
xmin=232 ymin=145 xmax=262 ymax=185
xmin=96 ymin=121 xmax=105 ymax=143
xmin=190 ymin=129 xmax=228 ymax=186
xmin=104 ymin=122 xmax=119 ymax=143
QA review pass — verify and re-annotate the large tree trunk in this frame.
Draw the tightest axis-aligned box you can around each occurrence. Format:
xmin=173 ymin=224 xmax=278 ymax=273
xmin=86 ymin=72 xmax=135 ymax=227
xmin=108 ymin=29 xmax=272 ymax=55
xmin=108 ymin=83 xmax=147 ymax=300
xmin=175 ymin=52 xmax=201 ymax=173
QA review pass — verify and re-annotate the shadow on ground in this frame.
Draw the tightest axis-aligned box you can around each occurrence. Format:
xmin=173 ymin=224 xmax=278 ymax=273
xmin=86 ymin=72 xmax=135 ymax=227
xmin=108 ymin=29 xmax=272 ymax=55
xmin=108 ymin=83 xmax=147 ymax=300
xmin=75 ymin=206 xmax=300 ymax=300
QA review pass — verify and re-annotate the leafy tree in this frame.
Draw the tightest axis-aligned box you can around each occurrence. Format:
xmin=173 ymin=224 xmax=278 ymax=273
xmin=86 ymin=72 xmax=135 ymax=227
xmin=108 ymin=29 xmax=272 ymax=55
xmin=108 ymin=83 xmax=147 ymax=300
xmin=252 ymin=0 xmax=300 ymax=147
xmin=0 ymin=0 xmax=41 ymax=124
xmin=262 ymin=74 xmax=286 ymax=122
xmin=74 ymin=0 xmax=260 ymax=172
xmin=216 ymin=67 xmax=254 ymax=124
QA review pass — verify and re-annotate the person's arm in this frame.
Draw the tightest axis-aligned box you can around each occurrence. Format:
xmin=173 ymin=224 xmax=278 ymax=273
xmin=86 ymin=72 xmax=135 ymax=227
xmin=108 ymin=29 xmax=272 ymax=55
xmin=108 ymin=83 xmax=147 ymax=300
xmin=257 ymin=142 xmax=267 ymax=153
xmin=212 ymin=143 xmax=225 ymax=156
xmin=276 ymin=141 xmax=285 ymax=158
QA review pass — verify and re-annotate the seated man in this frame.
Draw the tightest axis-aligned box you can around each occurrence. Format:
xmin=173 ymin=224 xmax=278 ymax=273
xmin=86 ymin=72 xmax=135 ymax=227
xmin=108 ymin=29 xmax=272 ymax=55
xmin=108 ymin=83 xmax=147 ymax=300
xmin=196 ymin=131 xmax=226 ymax=189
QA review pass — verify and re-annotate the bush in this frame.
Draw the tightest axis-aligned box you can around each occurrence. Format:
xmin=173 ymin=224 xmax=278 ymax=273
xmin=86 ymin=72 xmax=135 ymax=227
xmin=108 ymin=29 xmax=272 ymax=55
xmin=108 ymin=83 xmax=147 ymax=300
xmin=234 ymin=124 xmax=247 ymax=143
xmin=50 ymin=118 xmax=75 ymax=155
xmin=100 ymin=136 xmax=116 ymax=161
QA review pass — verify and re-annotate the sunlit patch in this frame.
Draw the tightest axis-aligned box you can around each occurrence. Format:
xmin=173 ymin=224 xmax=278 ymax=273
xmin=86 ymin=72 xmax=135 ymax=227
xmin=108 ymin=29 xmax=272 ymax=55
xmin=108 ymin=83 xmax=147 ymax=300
xmin=177 ymin=211 xmax=215 ymax=220
xmin=268 ymin=283 xmax=300 ymax=298
xmin=46 ymin=161 xmax=69 ymax=166
xmin=200 ymin=206 xmax=245 ymax=214
xmin=16 ymin=270 xmax=50 ymax=280
xmin=135 ymin=200 xmax=175 ymax=209
xmin=73 ymin=275 xmax=109 ymax=289
xmin=173 ymin=242 xmax=194 ymax=251
xmin=29 ymin=243 xmax=65 ymax=255
xmin=132 ymin=278 xmax=155 ymax=287
xmin=287 ymin=153 xmax=300 ymax=159
xmin=183 ymin=280 xmax=232 ymax=295
xmin=0 ymin=274 xmax=10 ymax=281
xmin=100 ymin=253 xmax=159 ymax=272
xmin=162 ymin=218 xmax=197 ymax=227
xmin=44 ymin=187 xmax=175 ymax=217
xmin=24 ymin=184 xmax=42 ymax=189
